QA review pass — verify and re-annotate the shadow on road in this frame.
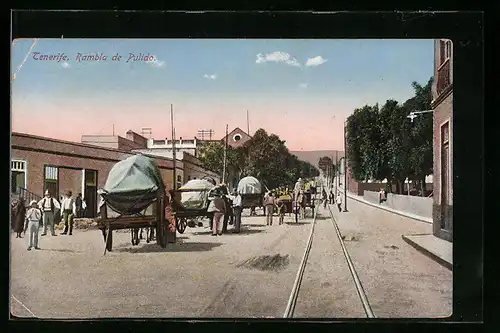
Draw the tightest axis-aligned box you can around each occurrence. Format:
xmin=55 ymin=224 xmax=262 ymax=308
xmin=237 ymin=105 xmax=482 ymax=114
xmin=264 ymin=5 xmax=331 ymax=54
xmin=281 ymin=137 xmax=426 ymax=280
xmin=191 ymin=228 xmax=265 ymax=235
xmin=284 ymin=222 xmax=311 ymax=226
xmin=43 ymin=248 xmax=83 ymax=253
xmin=114 ymin=241 xmax=223 ymax=253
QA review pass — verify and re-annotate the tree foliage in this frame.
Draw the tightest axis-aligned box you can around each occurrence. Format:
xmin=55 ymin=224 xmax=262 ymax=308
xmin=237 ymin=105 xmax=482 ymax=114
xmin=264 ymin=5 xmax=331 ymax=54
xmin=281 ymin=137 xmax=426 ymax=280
xmin=345 ymin=77 xmax=434 ymax=194
xmin=199 ymin=128 xmax=319 ymax=190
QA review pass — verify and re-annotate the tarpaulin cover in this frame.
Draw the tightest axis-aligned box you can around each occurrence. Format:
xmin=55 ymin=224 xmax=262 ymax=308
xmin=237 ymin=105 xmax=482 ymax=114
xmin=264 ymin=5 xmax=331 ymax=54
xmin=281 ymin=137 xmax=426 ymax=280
xmin=237 ymin=176 xmax=262 ymax=195
xmin=97 ymin=155 xmax=165 ymax=215
xmin=178 ymin=179 xmax=214 ymax=209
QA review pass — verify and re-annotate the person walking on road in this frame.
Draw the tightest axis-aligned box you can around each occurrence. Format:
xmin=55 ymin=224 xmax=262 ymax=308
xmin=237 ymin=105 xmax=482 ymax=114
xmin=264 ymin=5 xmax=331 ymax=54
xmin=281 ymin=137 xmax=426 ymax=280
xmin=38 ymin=190 xmax=61 ymax=236
xmin=264 ymin=191 xmax=275 ymax=226
xmin=12 ymin=199 xmax=26 ymax=238
xmin=336 ymin=192 xmax=343 ymax=212
xmin=24 ymin=200 xmax=42 ymax=251
xmin=329 ymin=189 xmax=334 ymax=204
xmin=322 ymin=189 xmax=328 ymax=208
xmin=232 ymin=190 xmax=243 ymax=233
xmin=207 ymin=191 xmax=226 ymax=236
xmin=60 ymin=190 xmax=76 ymax=235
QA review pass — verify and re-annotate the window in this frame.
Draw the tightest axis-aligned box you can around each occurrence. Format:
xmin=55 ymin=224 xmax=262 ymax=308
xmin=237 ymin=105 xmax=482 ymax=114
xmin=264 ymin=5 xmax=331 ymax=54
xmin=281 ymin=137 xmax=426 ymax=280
xmin=177 ymin=175 xmax=182 ymax=182
xmin=45 ymin=166 xmax=58 ymax=180
xmin=11 ymin=160 xmax=26 ymax=172
xmin=187 ymin=175 xmax=191 ymax=181
xmin=85 ymin=170 xmax=97 ymax=186
xmin=233 ymin=134 xmax=242 ymax=142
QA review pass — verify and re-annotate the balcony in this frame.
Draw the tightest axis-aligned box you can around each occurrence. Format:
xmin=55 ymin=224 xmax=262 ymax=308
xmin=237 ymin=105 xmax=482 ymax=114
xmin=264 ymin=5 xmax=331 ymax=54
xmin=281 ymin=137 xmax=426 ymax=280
xmin=437 ymin=59 xmax=452 ymax=96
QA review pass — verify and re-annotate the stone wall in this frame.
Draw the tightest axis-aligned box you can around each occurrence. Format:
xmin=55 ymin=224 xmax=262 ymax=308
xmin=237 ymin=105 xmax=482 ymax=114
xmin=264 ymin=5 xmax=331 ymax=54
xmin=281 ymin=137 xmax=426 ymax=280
xmin=364 ymin=190 xmax=433 ymax=219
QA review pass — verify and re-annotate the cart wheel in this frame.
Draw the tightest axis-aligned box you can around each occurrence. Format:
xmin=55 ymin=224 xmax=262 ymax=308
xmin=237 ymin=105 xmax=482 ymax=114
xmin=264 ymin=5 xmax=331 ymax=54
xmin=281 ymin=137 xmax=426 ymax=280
xmin=294 ymin=203 xmax=299 ymax=223
xmin=176 ymin=217 xmax=187 ymax=234
xmin=157 ymin=221 xmax=167 ymax=248
xmin=105 ymin=229 xmax=113 ymax=252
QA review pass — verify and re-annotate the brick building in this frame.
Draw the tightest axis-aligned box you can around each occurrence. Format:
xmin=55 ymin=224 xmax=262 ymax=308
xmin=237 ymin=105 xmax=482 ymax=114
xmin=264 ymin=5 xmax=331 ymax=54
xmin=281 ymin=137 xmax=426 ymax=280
xmin=11 ymin=132 xmax=181 ymax=218
xmin=431 ymin=39 xmax=453 ymax=242
xmin=220 ymin=127 xmax=252 ymax=149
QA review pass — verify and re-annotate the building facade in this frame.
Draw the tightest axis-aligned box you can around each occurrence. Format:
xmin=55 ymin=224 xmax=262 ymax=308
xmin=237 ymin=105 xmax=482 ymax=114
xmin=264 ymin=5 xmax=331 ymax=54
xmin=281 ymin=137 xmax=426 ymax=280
xmin=220 ymin=127 xmax=252 ymax=149
xmin=431 ymin=39 xmax=453 ymax=242
xmin=146 ymin=137 xmax=199 ymax=157
xmin=11 ymin=132 xmax=179 ymax=218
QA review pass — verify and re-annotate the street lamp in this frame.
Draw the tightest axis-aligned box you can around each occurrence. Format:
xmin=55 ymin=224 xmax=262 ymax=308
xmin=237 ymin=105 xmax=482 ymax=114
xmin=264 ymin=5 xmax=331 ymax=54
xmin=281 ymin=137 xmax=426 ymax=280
xmin=407 ymin=109 xmax=434 ymax=123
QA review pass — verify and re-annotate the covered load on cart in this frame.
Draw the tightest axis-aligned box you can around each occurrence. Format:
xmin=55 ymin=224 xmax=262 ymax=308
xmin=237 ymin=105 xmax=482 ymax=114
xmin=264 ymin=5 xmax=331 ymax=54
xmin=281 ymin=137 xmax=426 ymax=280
xmin=237 ymin=176 xmax=263 ymax=209
xmin=169 ymin=178 xmax=217 ymax=233
xmin=96 ymin=154 xmax=172 ymax=252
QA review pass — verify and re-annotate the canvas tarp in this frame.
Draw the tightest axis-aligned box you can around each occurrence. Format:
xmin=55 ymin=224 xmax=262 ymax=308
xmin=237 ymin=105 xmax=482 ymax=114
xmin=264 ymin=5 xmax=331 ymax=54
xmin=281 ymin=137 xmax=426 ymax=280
xmin=97 ymin=155 xmax=165 ymax=215
xmin=237 ymin=176 xmax=262 ymax=195
xmin=178 ymin=179 xmax=214 ymax=210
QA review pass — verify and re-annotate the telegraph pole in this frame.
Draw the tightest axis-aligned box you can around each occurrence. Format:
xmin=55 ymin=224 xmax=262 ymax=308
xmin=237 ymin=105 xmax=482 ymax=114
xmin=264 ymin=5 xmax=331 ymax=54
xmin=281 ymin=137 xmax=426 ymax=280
xmin=171 ymin=105 xmax=176 ymax=190
xmin=344 ymin=119 xmax=348 ymax=212
xmin=222 ymin=124 xmax=228 ymax=184
xmin=335 ymin=151 xmax=339 ymax=196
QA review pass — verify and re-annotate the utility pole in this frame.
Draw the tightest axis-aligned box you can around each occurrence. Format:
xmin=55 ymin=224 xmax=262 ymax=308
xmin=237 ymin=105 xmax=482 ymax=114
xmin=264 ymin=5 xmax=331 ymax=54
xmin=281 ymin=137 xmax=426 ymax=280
xmin=171 ymin=105 xmax=176 ymax=190
xmin=247 ymin=110 xmax=250 ymax=135
xmin=335 ymin=151 xmax=339 ymax=196
xmin=112 ymin=124 xmax=115 ymax=136
xmin=222 ymin=124 xmax=228 ymax=184
xmin=344 ymin=119 xmax=348 ymax=212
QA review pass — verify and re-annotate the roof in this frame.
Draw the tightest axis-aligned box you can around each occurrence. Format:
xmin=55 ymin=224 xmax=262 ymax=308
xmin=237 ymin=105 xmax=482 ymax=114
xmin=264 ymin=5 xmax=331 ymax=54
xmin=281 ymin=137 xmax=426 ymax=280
xmin=12 ymin=132 xmax=175 ymax=163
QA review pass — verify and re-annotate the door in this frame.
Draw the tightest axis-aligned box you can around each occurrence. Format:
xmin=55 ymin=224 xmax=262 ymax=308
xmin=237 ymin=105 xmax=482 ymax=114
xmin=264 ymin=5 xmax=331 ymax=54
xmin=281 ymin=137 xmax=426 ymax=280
xmin=440 ymin=122 xmax=452 ymax=240
xmin=84 ymin=170 xmax=97 ymax=217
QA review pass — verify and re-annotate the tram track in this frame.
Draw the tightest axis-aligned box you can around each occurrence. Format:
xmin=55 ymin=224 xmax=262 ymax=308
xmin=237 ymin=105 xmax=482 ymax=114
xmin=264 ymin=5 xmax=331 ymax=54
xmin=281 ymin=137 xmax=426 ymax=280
xmin=283 ymin=202 xmax=376 ymax=319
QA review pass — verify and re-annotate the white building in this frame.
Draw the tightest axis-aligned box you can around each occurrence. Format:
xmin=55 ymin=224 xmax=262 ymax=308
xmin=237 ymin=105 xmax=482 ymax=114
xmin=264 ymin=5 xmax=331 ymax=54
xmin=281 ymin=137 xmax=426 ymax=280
xmin=146 ymin=137 xmax=200 ymax=157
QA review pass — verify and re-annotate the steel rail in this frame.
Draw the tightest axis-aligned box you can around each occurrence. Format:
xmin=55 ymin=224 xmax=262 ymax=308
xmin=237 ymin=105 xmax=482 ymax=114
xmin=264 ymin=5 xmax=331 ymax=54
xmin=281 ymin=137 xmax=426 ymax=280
xmin=283 ymin=204 xmax=318 ymax=318
xmin=327 ymin=205 xmax=376 ymax=318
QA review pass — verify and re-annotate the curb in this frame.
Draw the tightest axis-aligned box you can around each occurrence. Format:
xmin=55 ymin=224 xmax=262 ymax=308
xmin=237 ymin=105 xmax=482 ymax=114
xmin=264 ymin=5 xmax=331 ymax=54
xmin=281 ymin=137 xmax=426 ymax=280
xmin=402 ymin=235 xmax=452 ymax=270
xmin=341 ymin=190 xmax=433 ymax=224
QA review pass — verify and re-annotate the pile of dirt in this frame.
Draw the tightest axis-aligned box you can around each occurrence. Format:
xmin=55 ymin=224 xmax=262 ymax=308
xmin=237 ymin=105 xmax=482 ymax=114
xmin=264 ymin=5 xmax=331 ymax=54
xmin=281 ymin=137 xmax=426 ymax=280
xmin=73 ymin=218 xmax=98 ymax=230
xmin=236 ymin=254 xmax=290 ymax=272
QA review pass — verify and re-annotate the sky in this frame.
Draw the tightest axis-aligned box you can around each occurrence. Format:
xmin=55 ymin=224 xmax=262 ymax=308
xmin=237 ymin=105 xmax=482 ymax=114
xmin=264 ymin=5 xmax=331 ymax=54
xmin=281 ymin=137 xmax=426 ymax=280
xmin=11 ymin=39 xmax=434 ymax=151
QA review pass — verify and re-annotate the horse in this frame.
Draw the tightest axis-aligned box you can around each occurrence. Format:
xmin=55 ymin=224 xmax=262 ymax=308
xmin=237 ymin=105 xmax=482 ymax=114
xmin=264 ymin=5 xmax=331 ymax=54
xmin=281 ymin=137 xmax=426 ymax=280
xmin=131 ymin=226 xmax=155 ymax=246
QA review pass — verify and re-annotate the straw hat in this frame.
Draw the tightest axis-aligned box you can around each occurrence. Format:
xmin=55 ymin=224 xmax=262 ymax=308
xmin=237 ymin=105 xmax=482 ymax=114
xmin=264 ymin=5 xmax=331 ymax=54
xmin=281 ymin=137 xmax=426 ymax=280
xmin=44 ymin=189 xmax=50 ymax=195
xmin=29 ymin=200 xmax=37 ymax=206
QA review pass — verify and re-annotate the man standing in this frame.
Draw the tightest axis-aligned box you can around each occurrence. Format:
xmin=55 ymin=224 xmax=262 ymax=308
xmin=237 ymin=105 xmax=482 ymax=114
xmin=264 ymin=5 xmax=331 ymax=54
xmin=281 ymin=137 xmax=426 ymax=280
xmin=264 ymin=191 xmax=275 ymax=226
xmin=60 ymin=191 xmax=77 ymax=235
xmin=207 ymin=191 xmax=226 ymax=236
xmin=38 ymin=190 xmax=60 ymax=236
xmin=232 ymin=190 xmax=243 ymax=233
xmin=330 ymin=188 xmax=334 ymax=204
xmin=75 ymin=193 xmax=83 ymax=218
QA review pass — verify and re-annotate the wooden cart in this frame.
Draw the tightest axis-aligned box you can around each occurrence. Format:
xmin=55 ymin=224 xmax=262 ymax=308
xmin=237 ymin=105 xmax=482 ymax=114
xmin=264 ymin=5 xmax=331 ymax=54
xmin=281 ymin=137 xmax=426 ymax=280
xmin=97 ymin=196 xmax=171 ymax=252
xmin=292 ymin=191 xmax=315 ymax=222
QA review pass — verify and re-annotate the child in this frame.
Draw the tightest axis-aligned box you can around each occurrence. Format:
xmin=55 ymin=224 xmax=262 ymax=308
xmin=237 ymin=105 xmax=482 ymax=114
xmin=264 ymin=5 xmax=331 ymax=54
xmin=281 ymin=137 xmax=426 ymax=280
xmin=24 ymin=200 xmax=42 ymax=251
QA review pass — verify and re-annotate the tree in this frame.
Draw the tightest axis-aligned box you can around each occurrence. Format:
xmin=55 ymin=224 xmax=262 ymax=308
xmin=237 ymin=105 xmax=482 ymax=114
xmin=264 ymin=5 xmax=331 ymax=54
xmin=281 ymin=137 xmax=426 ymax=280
xmin=198 ymin=142 xmax=247 ymax=181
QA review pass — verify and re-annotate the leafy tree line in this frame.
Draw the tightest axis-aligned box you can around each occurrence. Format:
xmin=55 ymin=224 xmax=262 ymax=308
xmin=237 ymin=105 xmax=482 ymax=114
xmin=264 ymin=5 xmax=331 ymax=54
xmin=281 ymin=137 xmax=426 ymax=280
xmin=345 ymin=78 xmax=434 ymax=195
xmin=198 ymin=128 xmax=320 ymax=190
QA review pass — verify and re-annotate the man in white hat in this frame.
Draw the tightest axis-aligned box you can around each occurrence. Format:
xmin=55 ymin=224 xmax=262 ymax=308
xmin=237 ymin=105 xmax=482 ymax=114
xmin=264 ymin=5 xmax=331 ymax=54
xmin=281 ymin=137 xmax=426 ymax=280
xmin=24 ymin=200 xmax=42 ymax=250
xmin=293 ymin=178 xmax=305 ymax=201
xmin=38 ymin=189 xmax=61 ymax=236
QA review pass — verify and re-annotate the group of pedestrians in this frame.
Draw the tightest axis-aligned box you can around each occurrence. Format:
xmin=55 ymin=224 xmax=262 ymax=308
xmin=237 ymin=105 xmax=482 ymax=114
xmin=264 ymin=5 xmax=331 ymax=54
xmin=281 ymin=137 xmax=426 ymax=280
xmin=11 ymin=190 xmax=87 ymax=251
xmin=207 ymin=186 xmax=243 ymax=236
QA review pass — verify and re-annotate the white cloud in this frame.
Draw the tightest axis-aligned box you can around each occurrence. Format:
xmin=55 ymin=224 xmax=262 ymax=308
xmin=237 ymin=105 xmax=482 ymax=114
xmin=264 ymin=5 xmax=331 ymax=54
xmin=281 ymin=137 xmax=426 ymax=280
xmin=255 ymin=51 xmax=302 ymax=67
xmin=305 ymin=55 xmax=328 ymax=67
xmin=61 ymin=61 xmax=70 ymax=68
xmin=203 ymin=74 xmax=217 ymax=80
xmin=147 ymin=55 xmax=165 ymax=68
xmin=299 ymin=83 xmax=308 ymax=89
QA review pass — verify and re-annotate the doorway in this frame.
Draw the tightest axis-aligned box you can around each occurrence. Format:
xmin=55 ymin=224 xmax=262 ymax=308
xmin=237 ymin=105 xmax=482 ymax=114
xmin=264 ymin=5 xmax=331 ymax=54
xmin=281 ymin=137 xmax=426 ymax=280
xmin=84 ymin=169 xmax=98 ymax=217
xmin=440 ymin=122 xmax=452 ymax=241
xmin=11 ymin=160 xmax=26 ymax=193
xmin=44 ymin=165 xmax=59 ymax=199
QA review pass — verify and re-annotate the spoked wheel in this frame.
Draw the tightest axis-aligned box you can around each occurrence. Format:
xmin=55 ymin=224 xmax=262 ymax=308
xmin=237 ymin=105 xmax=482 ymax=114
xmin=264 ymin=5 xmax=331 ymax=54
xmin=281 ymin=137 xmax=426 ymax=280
xmin=176 ymin=217 xmax=187 ymax=234
xmin=294 ymin=202 xmax=299 ymax=223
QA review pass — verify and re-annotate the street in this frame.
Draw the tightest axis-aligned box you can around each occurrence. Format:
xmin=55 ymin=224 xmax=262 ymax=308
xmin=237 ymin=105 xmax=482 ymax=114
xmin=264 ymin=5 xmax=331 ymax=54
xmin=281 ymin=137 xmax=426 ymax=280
xmin=10 ymin=202 xmax=451 ymax=319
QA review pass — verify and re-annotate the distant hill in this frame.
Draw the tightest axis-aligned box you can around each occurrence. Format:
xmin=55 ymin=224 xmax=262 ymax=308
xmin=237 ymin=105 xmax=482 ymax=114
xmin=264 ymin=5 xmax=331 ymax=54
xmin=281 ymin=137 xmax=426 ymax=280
xmin=290 ymin=150 xmax=345 ymax=169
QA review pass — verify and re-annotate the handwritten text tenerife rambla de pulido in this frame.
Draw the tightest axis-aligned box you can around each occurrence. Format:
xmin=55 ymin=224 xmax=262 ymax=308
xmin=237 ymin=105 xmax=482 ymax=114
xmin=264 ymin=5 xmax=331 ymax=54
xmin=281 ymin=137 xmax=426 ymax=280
xmin=31 ymin=52 xmax=156 ymax=63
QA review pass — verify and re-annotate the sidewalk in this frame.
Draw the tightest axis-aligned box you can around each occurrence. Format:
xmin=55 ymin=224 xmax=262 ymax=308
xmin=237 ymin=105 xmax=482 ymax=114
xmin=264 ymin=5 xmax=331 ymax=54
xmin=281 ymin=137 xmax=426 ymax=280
xmin=402 ymin=234 xmax=452 ymax=270
xmin=338 ymin=187 xmax=452 ymax=270
xmin=339 ymin=188 xmax=433 ymax=224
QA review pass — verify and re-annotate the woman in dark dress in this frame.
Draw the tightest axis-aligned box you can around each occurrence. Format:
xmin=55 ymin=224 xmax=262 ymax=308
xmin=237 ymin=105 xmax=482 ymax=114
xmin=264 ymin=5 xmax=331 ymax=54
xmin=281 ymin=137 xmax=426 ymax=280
xmin=13 ymin=199 xmax=26 ymax=238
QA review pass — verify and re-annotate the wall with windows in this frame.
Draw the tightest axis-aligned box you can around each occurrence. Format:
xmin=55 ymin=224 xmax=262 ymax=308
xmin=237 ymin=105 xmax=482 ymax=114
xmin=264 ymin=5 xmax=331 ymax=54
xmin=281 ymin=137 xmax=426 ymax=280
xmin=431 ymin=38 xmax=453 ymax=242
